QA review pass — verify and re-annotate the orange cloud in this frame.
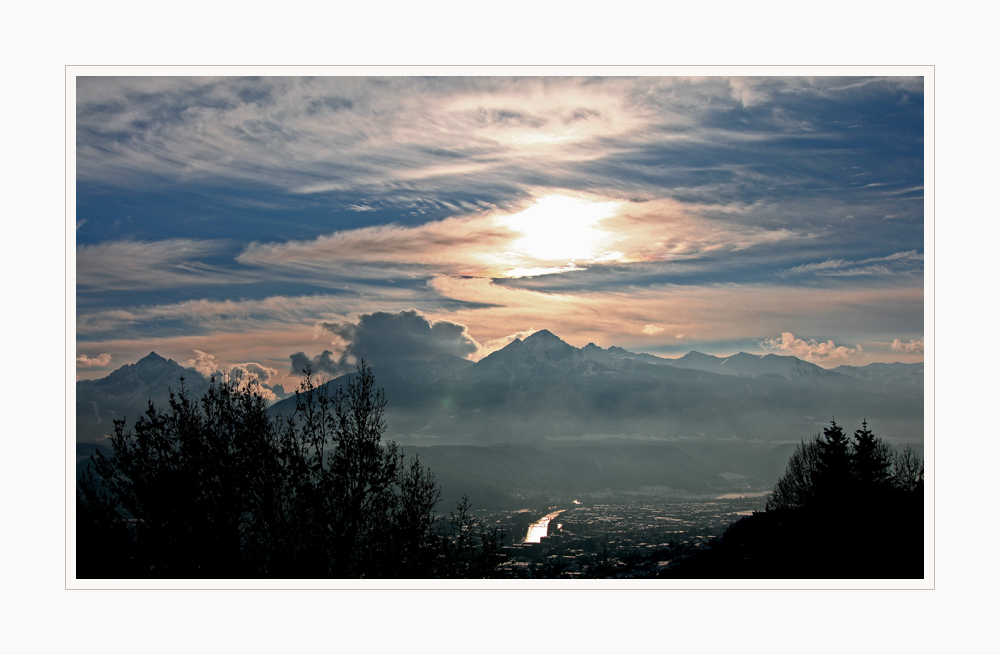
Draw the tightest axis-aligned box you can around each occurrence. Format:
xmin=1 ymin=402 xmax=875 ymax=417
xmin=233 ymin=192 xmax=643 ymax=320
xmin=759 ymin=332 xmax=862 ymax=362
xmin=76 ymin=353 xmax=112 ymax=368
xmin=426 ymin=276 xmax=921 ymax=358
xmin=892 ymin=338 xmax=924 ymax=353
xmin=236 ymin=193 xmax=800 ymax=283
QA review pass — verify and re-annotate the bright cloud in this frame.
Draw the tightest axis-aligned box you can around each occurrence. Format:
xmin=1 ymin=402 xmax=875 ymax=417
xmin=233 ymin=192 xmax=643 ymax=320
xmin=892 ymin=338 xmax=924 ymax=353
xmin=642 ymin=324 xmax=665 ymax=335
xmin=184 ymin=349 xmax=281 ymax=399
xmin=501 ymin=195 xmax=623 ymax=263
xmin=237 ymin=193 xmax=800 ymax=282
xmin=76 ymin=353 xmax=112 ymax=367
xmin=758 ymin=332 xmax=863 ymax=362
xmin=238 ymin=212 xmax=515 ymax=277
xmin=185 ymin=350 xmax=222 ymax=377
xmin=473 ymin=330 xmax=539 ymax=360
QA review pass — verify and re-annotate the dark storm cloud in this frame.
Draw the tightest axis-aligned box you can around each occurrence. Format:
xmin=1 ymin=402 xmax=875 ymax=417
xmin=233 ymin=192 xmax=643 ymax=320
xmin=291 ymin=310 xmax=479 ymax=377
xmin=324 ymin=309 xmax=478 ymax=363
xmin=289 ymin=349 xmax=341 ymax=376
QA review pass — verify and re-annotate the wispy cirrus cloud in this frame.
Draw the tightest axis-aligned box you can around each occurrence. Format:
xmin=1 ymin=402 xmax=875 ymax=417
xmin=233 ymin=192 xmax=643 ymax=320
xmin=74 ymin=74 xmax=925 ymax=377
xmin=76 ymin=285 xmax=436 ymax=337
xmin=237 ymin=212 xmax=515 ymax=277
xmin=237 ymin=193 xmax=803 ymax=281
xmin=77 ymin=77 xmax=659 ymax=200
xmin=77 ymin=76 xmax=923 ymax=211
xmin=77 ymin=239 xmax=239 ymax=290
xmin=778 ymin=250 xmax=923 ymax=277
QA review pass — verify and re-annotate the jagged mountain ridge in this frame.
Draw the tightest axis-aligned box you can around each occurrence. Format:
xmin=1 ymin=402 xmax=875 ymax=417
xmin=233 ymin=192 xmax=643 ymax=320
xmin=449 ymin=330 xmax=852 ymax=386
xmin=666 ymin=350 xmax=844 ymax=384
xmin=76 ymin=352 xmax=209 ymax=442
xmin=77 ymin=333 xmax=924 ymax=446
xmin=268 ymin=330 xmax=923 ymax=445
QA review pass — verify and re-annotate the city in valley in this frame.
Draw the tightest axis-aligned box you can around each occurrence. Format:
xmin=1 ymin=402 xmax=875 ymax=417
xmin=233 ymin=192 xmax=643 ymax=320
xmin=481 ymin=491 xmax=770 ymax=577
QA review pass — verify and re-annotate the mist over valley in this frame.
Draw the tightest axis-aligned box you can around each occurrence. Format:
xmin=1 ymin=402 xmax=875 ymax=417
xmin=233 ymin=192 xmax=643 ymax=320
xmin=77 ymin=330 xmax=922 ymax=505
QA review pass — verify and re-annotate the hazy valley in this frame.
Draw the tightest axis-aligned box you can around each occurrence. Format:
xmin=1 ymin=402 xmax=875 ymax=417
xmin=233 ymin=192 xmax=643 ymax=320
xmin=77 ymin=329 xmax=923 ymax=507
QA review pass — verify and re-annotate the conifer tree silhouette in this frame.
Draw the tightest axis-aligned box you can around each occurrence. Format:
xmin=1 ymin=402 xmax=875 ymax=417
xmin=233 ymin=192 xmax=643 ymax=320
xmin=813 ymin=418 xmax=852 ymax=503
xmin=77 ymin=363 xmax=505 ymax=579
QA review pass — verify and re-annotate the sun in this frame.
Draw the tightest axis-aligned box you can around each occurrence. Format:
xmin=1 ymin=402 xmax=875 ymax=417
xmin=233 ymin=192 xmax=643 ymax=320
xmin=500 ymin=195 xmax=623 ymax=266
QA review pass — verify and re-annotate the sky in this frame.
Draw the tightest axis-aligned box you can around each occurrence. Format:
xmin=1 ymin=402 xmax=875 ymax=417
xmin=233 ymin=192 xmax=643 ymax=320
xmin=74 ymin=75 xmax=925 ymax=398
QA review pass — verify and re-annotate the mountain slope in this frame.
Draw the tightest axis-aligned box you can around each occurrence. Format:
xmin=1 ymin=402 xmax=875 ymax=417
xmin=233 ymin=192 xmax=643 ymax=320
xmin=831 ymin=361 xmax=924 ymax=388
xmin=76 ymin=352 xmax=209 ymax=442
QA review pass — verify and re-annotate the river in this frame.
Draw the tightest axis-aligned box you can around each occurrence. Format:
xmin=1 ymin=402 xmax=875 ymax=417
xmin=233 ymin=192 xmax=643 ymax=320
xmin=523 ymin=510 xmax=566 ymax=543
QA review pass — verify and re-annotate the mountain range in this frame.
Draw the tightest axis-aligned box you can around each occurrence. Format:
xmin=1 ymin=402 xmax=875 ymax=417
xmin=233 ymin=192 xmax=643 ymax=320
xmin=75 ymin=331 xmax=924 ymax=498
xmin=268 ymin=330 xmax=922 ymax=446
xmin=76 ymin=331 xmax=923 ymax=447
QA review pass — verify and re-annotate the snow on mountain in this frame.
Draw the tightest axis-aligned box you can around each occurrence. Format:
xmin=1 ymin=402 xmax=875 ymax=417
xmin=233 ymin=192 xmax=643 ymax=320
xmin=580 ymin=342 xmax=674 ymax=368
xmin=458 ymin=329 xmax=676 ymax=387
xmin=667 ymin=351 xmax=843 ymax=383
xmin=457 ymin=329 xmax=597 ymax=386
xmin=78 ymin=352 xmax=208 ymax=402
xmin=76 ymin=352 xmax=209 ymax=442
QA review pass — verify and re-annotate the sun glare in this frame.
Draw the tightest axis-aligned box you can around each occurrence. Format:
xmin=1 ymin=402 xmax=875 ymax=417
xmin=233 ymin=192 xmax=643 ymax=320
xmin=500 ymin=195 xmax=622 ymax=269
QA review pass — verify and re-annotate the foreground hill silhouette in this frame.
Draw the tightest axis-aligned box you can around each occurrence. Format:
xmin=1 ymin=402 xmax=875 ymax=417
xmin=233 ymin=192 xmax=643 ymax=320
xmin=661 ymin=420 xmax=924 ymax=579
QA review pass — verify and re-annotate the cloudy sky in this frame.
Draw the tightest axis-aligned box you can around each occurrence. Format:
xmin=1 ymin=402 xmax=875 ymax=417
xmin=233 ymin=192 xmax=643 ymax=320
xmin=74 ymin=75 xmax=925 ymax=397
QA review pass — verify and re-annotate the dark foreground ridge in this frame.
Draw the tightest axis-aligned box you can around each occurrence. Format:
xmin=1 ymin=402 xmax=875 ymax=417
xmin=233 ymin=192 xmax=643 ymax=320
xmin=661 ymin=502 xmax=922 ymax=579
xmin=661 ymin=419 xmax=924 ymax=579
